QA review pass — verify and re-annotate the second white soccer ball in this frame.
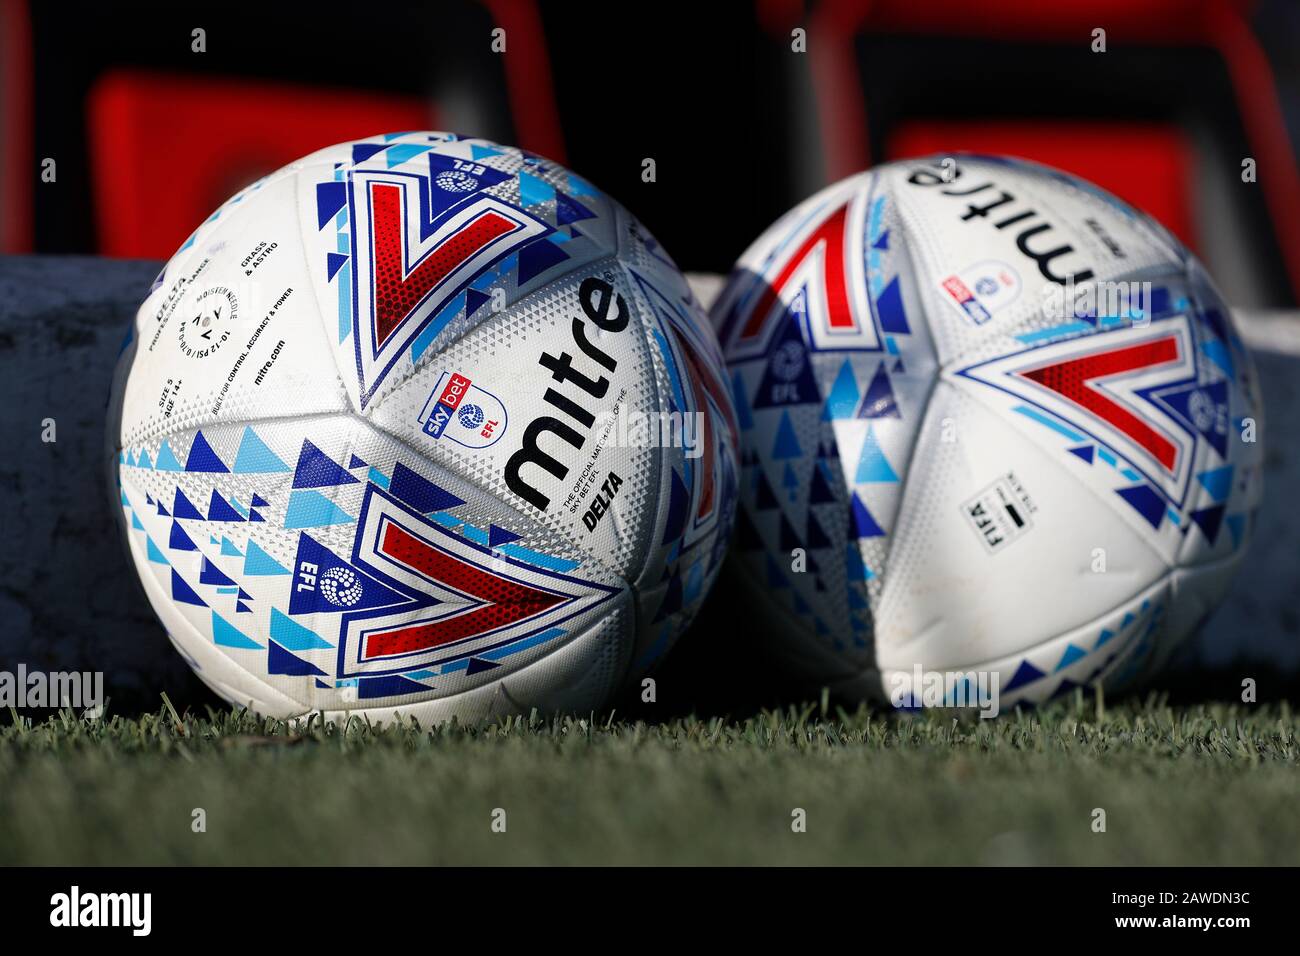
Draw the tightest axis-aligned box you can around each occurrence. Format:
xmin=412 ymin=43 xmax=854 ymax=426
xmin=712 ymin=155 xmax=1262 ymax=708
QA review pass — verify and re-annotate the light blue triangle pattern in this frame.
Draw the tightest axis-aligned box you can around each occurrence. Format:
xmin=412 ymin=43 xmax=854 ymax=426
xmin=270 ymin=608 xmax=334 ymax=650
xmin=212 ymin=611 xmax=262 ymax=650
xmin=284 ymin=490 xmax=354 ymax=529
xmin=233 ymin=427 xmax=291 ymax=473
xmin=155 ymin=441 xmax=184 ymax=471
xmin=854 ymin=426 xmax=899 ymax=483
xmin=243 ymin=540 xmax=290 ymax=576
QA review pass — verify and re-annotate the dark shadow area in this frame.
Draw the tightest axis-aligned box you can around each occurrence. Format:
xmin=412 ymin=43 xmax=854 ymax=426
xmin=0 ymin=256 xmax=210 ymax=713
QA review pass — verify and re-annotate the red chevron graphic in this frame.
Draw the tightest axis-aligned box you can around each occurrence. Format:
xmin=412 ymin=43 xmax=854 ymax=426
xmin=369 ymin=182 xmax=517 ymax=348
xmin=1018 ymin=334 xmax=1181 ymax=470
xmin=362 ymin=521 xmax=565 ymax=659
xmin=670 ymin=325 xmax=737 ymax=520
xmin=740 ymin=202 xmax=853 ymax=340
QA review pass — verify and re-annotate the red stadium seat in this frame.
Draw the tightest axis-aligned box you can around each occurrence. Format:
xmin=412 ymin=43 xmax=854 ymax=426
xmin=887 ymin=121 xmax=1195 ymax=249
xmin=88 ymin=72 xmax=432 ymax=259
xmin=15 ymin=0 xmax=565 ymax=260
xmin=796 ymin=0 xmax=1300 ymax=304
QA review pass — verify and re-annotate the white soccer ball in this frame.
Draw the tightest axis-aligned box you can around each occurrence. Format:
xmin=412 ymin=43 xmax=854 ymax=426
xmin=108 ymin=133 xmax=738 ymax=724
xmin=712 ymin=155 xmax=1263 ymax=709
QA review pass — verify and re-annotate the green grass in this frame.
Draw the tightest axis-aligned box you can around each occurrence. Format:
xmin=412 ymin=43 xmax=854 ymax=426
xmin=2 ymin=696 xmax=1297 ymax=865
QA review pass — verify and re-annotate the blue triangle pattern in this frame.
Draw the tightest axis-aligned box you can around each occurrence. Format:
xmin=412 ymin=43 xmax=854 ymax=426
xmin=772 ymin=411 xmax=802 ymax=460
xmin=268 ymin=640 xmax=326 ymax=676
xmin=284 ymin=491 xmax=354 ymax=529
xmin=854 ymin=426 xmax=898 ymax=483
xmin=466 ymin=287 xmax=492 ymax=317
xmin=516 ymin=237 xmax=569 ymax=284
xmin=808 ymin=462 xmax=837 ymax=504
xmin=518 ymin=170 xmax=555 ymax=206
xmin=212 ymin=611 xmax=261 ymax=649
xmin=207 ymin=489 xmax=245 ymax=522
xmin=1196 ymin=465 xmax=1234 ymax=503
xmin=1191 ymin=505 xmax=1225 ymax=544
xmin=172 ymin=488 xmax=205 ymax=520
xmin=293 ymin=440 xmax=358 ymax=489
xmin=155 ymin=441 xmax=183 ymax=471
xmin=169 ymin=520 xmax=197 ymax=552
xmin=243 ymin=540 xmax=290 ymax=576
xmin=1003 ymin=659 xmax=1046 ymax=693
xmin=1116 ymin=484 xmax=1165 ymax=529
xmin=385 ymin=143 xmax=432 ymax=168
xmin=199 ymin=557 xmax=236 ymax=587
xmin=822 ymin=360 xmax=859 ymax=421
xmin=184 ymin=432 xmax=229 ymax=473
xmin=555 ymin=192 xmax=596 ymax=225
xmin=857 ymin=363 xmax=899 ymax=418
xmin=358 ymin=674 xmax=430 ymax=700
xmin=489 ymin=525 xmax=521 ymax=547
xmin=315 ymin=180 xmax=347 ymax=228
xmin=389 ymin=462 xmax=464 ymax=512
xmin=850 ymin=493 xmax=885 ymax=538
xmin=1201 ymin=339 xmax=1233 ymax=377
xmin=270 ymin=608 xmax=333 ymax=650
xmin=1055 ymin=644 xmax=1088 ymax=671
xmin=876 ymin=277 xmax=910 ymax=334
xmin=171 ymin=570 xmax=207 ymax=607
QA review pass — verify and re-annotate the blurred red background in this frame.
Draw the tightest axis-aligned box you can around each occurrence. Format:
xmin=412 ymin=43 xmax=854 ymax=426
xmin=1 ymin=0 xmax=1297 ymax=305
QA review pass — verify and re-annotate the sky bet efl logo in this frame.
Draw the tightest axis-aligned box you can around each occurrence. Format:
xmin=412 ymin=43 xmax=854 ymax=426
xmin=418 ymin=371 xmax=508 ymax=449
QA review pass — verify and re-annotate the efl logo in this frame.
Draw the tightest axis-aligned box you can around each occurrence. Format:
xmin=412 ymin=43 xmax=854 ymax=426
xmin=423 ymin=372 xmax=472 ymax=439
xmin=417 ymin=371 xmax=508 ymax=449
xmin=939 ymin=261 xmax=1021 ymax=326
xmin=941 ymin=275 xmax=990 ymax=324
